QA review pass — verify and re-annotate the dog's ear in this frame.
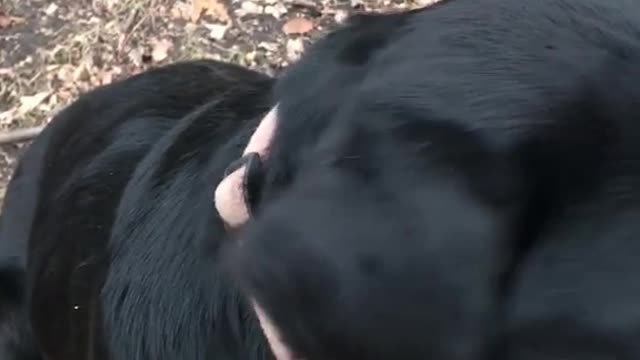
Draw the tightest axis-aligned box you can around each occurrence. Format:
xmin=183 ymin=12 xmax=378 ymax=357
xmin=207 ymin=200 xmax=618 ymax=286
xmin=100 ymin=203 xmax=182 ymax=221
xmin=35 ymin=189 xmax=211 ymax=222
xmin=215 ymin=106 xmax=278 ymax=229
xmin=223 ymin=152 xmax=266 ymax=217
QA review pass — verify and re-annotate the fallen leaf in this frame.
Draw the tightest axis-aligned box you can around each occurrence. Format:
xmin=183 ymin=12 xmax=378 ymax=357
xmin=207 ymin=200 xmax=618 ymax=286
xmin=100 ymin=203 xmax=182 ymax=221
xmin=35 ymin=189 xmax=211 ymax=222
xmin=282 ymin=17 xmax=314 ymax=35
xmin=286 ymin=38 xmax=305 ymax=61
xmin=245 ymin=50 xmax=256 ymax=63
xmin=258 ymin=41 xmax=278 ymax=52
xmin=73 ymin=63 xmax=91 ymax=82
xmin=239 ymin=1 xmax=263 ymax=15
xmin=128 ymin=47 xmax=144 ymax=67
xmin=191 ymin=0 xmax=231 ymax=23
xmin=44 ymin=3 xmax=59 ymax=16
xmin=17 ymin=92 xmax=52 ymax=117
xmin=151 ymin=38 xmax=174 ymax=62
xmin=56 ymin=65 xmax=75 ymax=84
xmin=98 ymin=66 xmax=122 ymax=85
xmin=334 ymin=9 xmax=349 ymax=23
xmin=0 ymin=12 xmax=25 ymax=29
xmin=264 ymin=2 xmax=287 ymax=19
xmin=171 ymin=1 xmax=191 ymax=20
xmin=100 ymin=71 xmax=113 ymax=85
xmin=415 ymin=0 xmax=441 ymax=6
xmin=185 ymin=23 xmax=198 ymax=33
xmin=0 ymin=109 xmax=16 ymax=126
xmin=204 ymin=23 xmax=229 ymax=40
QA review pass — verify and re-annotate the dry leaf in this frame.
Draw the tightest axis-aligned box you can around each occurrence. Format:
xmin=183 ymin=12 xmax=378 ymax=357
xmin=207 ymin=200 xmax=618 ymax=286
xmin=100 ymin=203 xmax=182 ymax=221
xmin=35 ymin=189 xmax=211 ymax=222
xmin=282 ymin=17 xmax=314 ymax=35
xmin=44 ymin=3 xmax=59 ymax=16
xmin=100 ymin=71 xmax=114 ymax=85
xmin=151 ymin=38 xmax=174 ymax=62
xmin=414 ymin=0 xmax=440 ymax=7
xmin=0 ymin=109 xmax=17 ymax=126
xmin=171 ymin=1 xmax=191 ymax=20
xmin=334 ymin=10 xmax=349 ymax=23
xmin=56 ymin=65 xmax=75 ymax=84
xmin=73 ymin=63 xmax=91 ymax=82
xmin=128 ymin=47 xmax=144 ymax=67
xmin=59 ymin=90 xmax=73 ymax=100
xmin=286 ymin=38 xmax=305 ymax=61
xmin=264 ymin=2 xmax=287 ymax=18
xmin=204 ymin=23 xmax=229 ymax=40
xmin=191 ymin=0 xmax=231 ymax=23
xmin=17 ymin=92 xmax=52 ymax=117
xmin=0 ymin=12 xmax=25 ymax=29
xmin=258 ymin=41 xmax=278 ymax=52
xmin=239 ymin=1 xmax=262 ymax=15
xmin=100 ymin=66 xmax=123 ymax=86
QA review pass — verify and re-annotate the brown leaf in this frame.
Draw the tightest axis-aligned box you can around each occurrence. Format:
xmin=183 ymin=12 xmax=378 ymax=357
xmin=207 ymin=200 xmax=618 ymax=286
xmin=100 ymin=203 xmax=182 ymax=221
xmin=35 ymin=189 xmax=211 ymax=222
xmin=73 ymin=63 xmax=91 ymax=82
xmin=101 ymin=66 xmax=123 ymax=85
xmin=171 ymin=2 xmax=191 ymax=20
xmin=56 ymin=65 xmax=76 ymax=84
xmin=17 ymin=92 xmax=52 ymax=117
xmin=282 ymin=17 xmax=314 ymax=35
xmin=0 ymin=11 xmax=25 ymax=29
xmin=100 ymin=71 xmax=113 ymax=85
xmin=191 ymin=0 xmax=231 ymax=23
xmin=0 ymin=109 xmax=16 ymax=126
xmin=151 ymin=38 xmax=174 ymax=62
xmin=204 ymin=23 xmax=230 ymax=40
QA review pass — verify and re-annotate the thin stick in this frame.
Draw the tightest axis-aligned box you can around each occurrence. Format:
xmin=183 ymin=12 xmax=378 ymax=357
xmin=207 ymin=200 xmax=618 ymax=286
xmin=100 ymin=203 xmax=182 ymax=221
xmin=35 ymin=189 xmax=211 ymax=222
xmin=0 ymin=126 xmax=44 ymax=145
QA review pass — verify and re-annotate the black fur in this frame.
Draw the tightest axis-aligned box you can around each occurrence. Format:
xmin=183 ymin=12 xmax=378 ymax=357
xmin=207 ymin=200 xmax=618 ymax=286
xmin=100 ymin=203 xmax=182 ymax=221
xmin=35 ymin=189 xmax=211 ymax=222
xmin=228 ymin=1 xmax=640 ymax=359
xmin=1 ymin=0 xmax=640 ymax=359
xmin=2 ymin=61 xmax=275 ymax=360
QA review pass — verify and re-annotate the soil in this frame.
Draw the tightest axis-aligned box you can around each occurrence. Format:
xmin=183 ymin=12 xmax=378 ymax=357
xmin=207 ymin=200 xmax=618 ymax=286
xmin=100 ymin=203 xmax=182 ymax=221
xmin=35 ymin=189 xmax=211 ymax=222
xmin=0 ymin=0 xmax=435 ymax=203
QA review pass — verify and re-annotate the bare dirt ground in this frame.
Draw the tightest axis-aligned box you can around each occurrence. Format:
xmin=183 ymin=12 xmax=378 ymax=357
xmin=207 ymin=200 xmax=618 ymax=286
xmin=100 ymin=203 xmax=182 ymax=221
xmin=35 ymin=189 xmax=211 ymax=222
xmin=0 ymin=0 xmax=435 ymax=203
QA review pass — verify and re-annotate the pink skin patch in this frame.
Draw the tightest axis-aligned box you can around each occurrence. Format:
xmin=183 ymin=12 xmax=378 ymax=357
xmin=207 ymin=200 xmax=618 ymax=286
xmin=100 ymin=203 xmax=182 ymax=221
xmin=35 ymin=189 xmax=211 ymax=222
xmin=214 ymin=105 xmax=277 ymax=227
xmin=254 ymin=301 xmax=300 ymax=360
xmin=214 ymin=105 xmax=301 ymax=360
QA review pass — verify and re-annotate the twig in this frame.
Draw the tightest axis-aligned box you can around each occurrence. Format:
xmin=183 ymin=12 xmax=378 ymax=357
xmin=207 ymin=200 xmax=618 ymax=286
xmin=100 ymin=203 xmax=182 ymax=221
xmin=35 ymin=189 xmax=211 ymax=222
xmin=0 ymin=126 xmax=44 ymax=144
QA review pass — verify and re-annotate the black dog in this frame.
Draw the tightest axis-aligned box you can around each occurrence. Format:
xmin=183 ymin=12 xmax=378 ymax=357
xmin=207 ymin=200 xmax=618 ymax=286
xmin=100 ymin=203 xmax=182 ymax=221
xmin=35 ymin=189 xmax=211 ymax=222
xmin=3 ymin=0 xmax=640 ymax=359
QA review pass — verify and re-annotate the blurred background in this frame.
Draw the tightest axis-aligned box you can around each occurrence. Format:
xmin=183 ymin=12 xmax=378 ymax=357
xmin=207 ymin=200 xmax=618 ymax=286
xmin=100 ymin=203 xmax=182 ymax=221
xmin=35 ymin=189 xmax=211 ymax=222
xmin=0 ymin=0 xmax=436 ymax=204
